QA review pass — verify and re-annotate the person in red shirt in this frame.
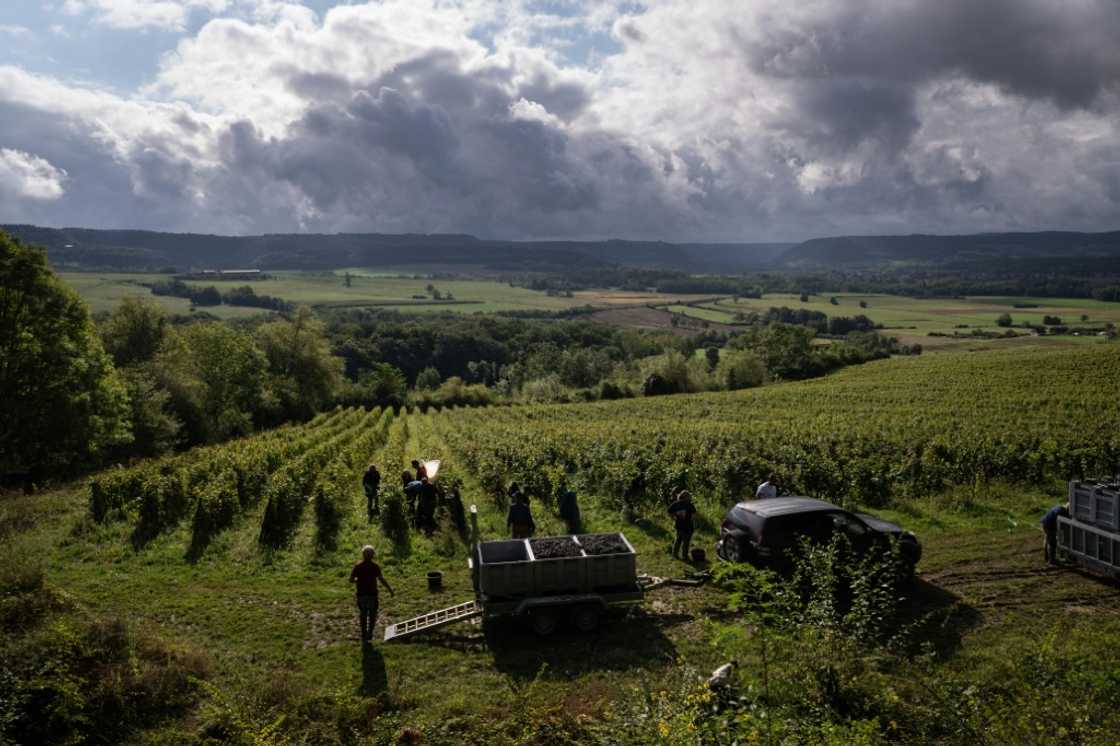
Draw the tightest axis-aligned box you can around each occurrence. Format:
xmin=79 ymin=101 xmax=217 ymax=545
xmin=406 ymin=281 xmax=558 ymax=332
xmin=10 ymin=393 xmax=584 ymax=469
xmin=350 ymin=545 xmax=394 ymax=642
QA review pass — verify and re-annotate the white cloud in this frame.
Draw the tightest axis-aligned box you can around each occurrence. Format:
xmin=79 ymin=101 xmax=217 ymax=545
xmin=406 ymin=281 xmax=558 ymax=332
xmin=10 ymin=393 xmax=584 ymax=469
xmin=0 ymin=150 xmax=68 ymax=200
xmin=61 ymin=0 xmax=231 ymax=31
xmin=0 ymin=0 xmax=1117 ymax=238
xmin=0 ymin=24 xmax=34 ymax=38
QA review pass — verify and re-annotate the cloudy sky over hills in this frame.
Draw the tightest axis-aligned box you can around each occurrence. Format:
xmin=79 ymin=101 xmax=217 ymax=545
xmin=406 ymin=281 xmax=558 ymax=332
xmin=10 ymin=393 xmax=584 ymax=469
xmin=0 ymin=0 xmax=1118 ymax=241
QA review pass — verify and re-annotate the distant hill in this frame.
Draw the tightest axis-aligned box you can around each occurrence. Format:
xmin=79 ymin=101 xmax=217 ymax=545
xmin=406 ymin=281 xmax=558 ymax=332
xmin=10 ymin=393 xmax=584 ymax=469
xmin=780 ymin=231 xmax=1120 ymax=268
xmin=0 ymin=225 xmax=789 ymax=274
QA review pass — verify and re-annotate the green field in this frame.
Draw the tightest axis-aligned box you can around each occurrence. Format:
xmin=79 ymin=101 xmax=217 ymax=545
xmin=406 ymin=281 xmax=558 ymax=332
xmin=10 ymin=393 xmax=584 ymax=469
xmin=7 ymin=344 xmax=1120 ymax=743
xmin=59 ymin=270 xmax=715 ymax=318
xmin=673 ymin=293 xmax=1120 ymax=339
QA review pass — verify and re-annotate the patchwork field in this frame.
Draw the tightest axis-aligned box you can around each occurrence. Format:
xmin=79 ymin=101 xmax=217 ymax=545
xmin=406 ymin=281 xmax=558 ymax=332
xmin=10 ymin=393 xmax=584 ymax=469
xmin=671 ymin=292 xmax=1120 ymax=339
xmin=58 ymin=270 xmax=716 ymax=318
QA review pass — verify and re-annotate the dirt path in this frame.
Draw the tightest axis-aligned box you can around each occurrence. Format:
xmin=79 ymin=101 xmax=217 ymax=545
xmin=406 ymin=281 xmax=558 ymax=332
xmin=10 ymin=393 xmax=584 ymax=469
xmin=921 ymin=530 xmax=1120 ymax=621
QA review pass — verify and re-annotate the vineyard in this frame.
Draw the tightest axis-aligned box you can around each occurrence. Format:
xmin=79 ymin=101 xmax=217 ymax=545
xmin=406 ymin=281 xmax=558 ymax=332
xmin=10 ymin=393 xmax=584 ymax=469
xmin=437 ymin=344 xmax=1120 ymax=512
xmin=23 ymin=341 xmax=1118 ymax=743
xmin=88 ymin=407 xmax=395 ymax=556
xmin=82 ymin=344 xmax=1120 ymax=562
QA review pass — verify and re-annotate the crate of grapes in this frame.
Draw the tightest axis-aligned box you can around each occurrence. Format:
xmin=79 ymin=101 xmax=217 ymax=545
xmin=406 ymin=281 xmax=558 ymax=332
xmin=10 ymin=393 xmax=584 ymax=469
xmin=575 ymin=533 xmax=638 ymax=591
xmin=389 ymin=531 xmax=653 ymax=641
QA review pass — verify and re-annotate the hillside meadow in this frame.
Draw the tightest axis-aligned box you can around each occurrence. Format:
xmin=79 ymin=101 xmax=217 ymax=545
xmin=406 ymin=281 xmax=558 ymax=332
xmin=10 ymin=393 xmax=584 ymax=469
xmin=4 ymin=343 xmax=1120 ymax=743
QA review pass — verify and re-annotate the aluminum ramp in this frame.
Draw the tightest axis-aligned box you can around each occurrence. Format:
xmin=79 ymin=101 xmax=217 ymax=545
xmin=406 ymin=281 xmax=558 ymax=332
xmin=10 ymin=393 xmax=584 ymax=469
xmin=383 ymin=599 xmax=482 ymax=642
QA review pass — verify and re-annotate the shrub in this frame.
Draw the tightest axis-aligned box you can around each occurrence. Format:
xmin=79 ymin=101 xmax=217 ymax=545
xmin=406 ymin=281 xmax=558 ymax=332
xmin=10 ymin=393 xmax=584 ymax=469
xmin=379 ymin=491 xmax=411 ymax=551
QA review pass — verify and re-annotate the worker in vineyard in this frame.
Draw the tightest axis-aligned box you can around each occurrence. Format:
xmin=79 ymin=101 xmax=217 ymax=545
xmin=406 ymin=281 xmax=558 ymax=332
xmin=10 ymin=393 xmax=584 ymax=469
xmin=508 ymin=481 xmax=523 ymax=502
xmin=756 ymin=474 xmax=778 ymax=500
xmin=363 ymin=463 xmax=381 ymax=521
xmin=558 ymin=489 xmax=580 ymax=534
xmin=417 ymin=477 xmax=438 ymax=533
xmin=508 ymin=492 xmax=536 ymax=538
xmin=350 ymin=545 xmax=394 ymax=643
xmin=1040 ymin=501 xmax=1070 ymax=565
xmin=412 ymin=459 xmax=428 ymax=481
xmin=667 ymin=490 xmax=697 ymax=561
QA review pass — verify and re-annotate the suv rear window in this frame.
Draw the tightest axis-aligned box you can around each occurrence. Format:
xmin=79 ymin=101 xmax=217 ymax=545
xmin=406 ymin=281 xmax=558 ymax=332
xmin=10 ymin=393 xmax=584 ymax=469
xmin=728 ymin=507 xmax=763 ymax=538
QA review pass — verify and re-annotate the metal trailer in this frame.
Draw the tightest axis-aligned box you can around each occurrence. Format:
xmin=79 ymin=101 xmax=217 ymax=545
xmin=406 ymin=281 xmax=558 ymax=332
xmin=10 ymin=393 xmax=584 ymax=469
xmin=384 ymin=532 xmax=648 ymax=642
xmin=1056 ymin=479 xmax=1120 ymax=579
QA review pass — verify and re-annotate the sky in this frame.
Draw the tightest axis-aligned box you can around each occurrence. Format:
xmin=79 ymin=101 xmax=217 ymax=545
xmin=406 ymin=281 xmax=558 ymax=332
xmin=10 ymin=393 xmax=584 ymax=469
xmin=0 ymin=0 xmax=1118 ymax=241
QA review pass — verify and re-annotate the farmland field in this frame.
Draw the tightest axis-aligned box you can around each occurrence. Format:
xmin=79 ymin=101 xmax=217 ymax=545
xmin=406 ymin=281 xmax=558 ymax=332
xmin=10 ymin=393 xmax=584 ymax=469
xmin=7 ymin=343 xmax=1120 ymax=743
xmin=58 ymin=270 xmax=717 ymax=318
xmin=671 ymin=292 xmax=1120 ymax=340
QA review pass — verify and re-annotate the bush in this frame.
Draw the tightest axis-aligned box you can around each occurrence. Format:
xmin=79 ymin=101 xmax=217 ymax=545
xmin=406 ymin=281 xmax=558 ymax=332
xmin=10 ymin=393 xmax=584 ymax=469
xmin=379 ymin=491 xmax=411 ymax=551
xmin=996 ymin=312 xmax=1013 ymax=327
xmin=415 ymin=366 xmax=441 ymax=391
xmin=313 ymin=461 xmax=350 ymax=551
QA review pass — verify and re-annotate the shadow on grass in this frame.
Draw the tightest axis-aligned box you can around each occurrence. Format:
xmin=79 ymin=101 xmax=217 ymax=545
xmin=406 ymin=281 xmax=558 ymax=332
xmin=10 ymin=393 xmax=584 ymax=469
xmin=483 ymin=607 xmax=681 ymax=681
xmin=631 ymin=516 xmax=671 ymax=542
xmin=896 ymin=578 xmax=982 ymax=659
xmin=360 ymin=642 xmax=389 ymax=696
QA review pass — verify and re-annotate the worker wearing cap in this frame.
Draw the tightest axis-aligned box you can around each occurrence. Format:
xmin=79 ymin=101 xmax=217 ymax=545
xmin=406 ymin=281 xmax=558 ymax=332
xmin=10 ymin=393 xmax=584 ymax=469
xmin=350 ymin=545 xmax=394 ymax=643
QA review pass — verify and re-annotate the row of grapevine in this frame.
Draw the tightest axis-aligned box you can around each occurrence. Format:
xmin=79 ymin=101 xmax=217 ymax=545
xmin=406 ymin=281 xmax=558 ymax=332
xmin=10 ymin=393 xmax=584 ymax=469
xmin=436 ymin=345 xmax=1120 ymax=511
xmin=89 ymin=408 xmax=354 ymax=525
xmin=184 ymin=408 xmax=374 ymax=554
xmin=257 ymin=408 xmax=385 ymax=548
xmin=312 ymin=408 xmax=396 ymax=549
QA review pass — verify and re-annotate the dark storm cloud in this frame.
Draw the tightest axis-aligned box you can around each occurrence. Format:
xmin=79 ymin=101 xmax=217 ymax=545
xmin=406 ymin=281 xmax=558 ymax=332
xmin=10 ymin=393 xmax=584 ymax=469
xmin=0 ymin=100 xmax=180 ymax=229
xmin=791 ymin=80 xmax=919 ymax=154
xmin=211 ymin=49 xmax=644 ymax=236
xmin=745 ymin=0 xmax=1120 ymax=110
xmin=2 ymin=0 xmax=1118 ymax=240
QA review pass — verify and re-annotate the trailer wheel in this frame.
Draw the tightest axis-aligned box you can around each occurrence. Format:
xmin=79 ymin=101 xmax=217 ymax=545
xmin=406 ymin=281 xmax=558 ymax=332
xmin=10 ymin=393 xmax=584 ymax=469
xmin=572 ymin=605 xmax=600 ymax=633
xmin=529 ymin=609 xmax=558 ymax=636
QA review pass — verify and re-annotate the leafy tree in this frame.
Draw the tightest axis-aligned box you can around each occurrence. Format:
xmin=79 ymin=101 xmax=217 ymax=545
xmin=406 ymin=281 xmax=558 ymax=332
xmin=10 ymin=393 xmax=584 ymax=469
xmin=255 ymin=306 xmax=343 ymax=420
xmin=362 ymin=363 xmax=408 ymax=407
xmin=858 ymin=300 xmax=868 ymax=309
xmin=1042 ymin=315 xmax=1063 ymax=326
xmin=116 ymin=368 xmax=181 ymax=457
xmin=416 ymin=366 xmax=442 ymax=390
xmin=996 ymin=312 xmax=1013 ymax=327
xmin=153 ymin=322 xmax=266 ymax=443
xmin=344 ymin=272 xmax=352 ymax=288
xmin=100 ymin=296 xmax=167 ymax=366
xmin=799 ymin=293 xmax=809 ymax=302
xmin=0 ymin=231 xmax=131 ymax=478
xmin=719 ymin=350 xmax=767 ymax=390
xmin=829 ymin=296 xmax=839 ymax=305
xmin=192 ymin=286 xmax=222 ymax=306
xmin=705 ymin=346 xmax=720 ymax=371
xmin=735 ymin=323 xmax=818 ymax=380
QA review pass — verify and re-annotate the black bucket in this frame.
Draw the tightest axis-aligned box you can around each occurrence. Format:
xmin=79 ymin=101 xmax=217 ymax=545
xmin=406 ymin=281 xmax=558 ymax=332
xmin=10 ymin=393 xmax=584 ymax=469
xmin=427 ymin=570 xmax=443 ymax=591
xmin=690 ymin=548 xmax=706 ymax=563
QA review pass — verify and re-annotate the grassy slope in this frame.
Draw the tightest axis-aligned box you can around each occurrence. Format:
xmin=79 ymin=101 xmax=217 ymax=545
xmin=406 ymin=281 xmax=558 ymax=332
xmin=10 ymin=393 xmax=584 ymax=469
xmin=9 ymin=345 xmax=1120 ymax=742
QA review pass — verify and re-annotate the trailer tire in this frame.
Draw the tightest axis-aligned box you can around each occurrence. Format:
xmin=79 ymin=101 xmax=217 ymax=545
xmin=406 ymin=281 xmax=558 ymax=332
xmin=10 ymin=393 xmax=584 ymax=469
xmin=572 ymin=605 xmax=601 ymax=633
xmin=529 ymin=609 xmax=558 ymax=636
